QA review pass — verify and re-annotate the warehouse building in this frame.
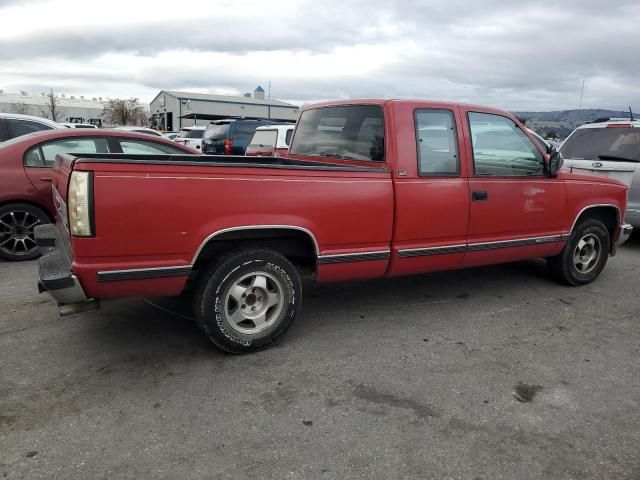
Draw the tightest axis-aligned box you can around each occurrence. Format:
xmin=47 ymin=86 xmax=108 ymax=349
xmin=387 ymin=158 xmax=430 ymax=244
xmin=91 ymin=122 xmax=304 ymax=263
xmin=0 ymin=90 xmax=106 ymax=125
xmin=149 ymin=86 xmax=300 ymax=131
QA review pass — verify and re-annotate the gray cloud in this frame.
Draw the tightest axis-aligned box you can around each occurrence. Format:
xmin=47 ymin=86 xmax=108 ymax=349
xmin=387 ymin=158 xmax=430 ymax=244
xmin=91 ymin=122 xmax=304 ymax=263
xmin=1 ymin=0 xmax=639 ymax=110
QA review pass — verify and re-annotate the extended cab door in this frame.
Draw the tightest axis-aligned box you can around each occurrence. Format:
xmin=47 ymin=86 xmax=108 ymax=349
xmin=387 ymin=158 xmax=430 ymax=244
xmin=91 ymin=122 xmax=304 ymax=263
xmin=462 ymin=110 xmax=566 ymax=268
xmin=388 ymin=102 xmax=470 ymax=276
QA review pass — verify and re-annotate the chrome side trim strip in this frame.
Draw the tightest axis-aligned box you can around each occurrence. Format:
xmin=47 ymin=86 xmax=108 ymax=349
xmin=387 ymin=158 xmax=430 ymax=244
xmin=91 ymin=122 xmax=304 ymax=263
xmin=396 ymin=235 xmax=567 ymax=258
xmin=191 ymin=225 xmax=320 ymax=264
xmin=397 ymin=244 xmax=466 ymax=258
xmin=97 ymin=265 xmax=193 ymax=282
xmin=318 ymin=250 xmax=390 ymax=265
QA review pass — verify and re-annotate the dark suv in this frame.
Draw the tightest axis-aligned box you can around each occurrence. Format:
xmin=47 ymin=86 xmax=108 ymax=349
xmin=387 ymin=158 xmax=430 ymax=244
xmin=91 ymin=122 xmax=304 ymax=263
xmin=201 ymin=119 xmax=294 ymax=155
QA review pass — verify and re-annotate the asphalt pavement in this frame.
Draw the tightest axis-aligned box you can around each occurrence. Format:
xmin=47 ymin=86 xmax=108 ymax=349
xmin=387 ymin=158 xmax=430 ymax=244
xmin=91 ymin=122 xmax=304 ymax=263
xmin=1 ymin=236 xmax=639 ymax=479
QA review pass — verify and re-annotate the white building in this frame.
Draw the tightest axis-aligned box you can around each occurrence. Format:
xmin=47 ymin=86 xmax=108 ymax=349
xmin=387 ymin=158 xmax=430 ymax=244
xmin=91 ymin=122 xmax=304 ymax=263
xmin=0 ymin=90 xmax=106 ymax=126
xmin=149 ymin=86 xmax=300 ymax=131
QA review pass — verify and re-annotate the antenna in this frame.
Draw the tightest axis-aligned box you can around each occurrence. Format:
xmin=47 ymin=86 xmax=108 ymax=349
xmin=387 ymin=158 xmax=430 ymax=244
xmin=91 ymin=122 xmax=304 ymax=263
xmin=578 ymin=79 xmax=585 ymax=110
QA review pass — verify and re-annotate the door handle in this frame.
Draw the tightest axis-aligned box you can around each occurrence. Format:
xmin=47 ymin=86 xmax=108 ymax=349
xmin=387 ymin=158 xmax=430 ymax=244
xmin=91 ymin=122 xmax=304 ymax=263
xmin=40 ymin=177 xmax=53 ymax=182
xmin=472 ymin=191 xmax=488 ymax=201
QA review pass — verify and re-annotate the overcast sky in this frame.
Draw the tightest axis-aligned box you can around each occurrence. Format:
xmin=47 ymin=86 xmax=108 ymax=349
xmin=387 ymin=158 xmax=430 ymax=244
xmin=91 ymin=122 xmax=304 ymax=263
xmin=1 ymin=0 xmax=638 ymax=111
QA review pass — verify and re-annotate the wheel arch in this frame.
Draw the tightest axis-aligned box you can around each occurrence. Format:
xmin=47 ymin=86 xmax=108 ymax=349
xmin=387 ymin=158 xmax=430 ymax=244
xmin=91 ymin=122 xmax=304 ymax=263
xmin=569 ymin=204 xmax=620 ymax=241
xmin=191 ymin=225 xmax=319 ymax=274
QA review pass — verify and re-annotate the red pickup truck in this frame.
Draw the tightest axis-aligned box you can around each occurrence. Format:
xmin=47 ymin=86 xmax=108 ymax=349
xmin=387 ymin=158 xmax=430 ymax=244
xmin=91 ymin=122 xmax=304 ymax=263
xmin=36 ymin=99 xmax=633 ymax=353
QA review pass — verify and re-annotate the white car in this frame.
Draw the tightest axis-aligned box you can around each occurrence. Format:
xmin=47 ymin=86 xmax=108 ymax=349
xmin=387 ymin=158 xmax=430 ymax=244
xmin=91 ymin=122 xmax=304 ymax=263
xmin=174 ymin=126 xmax=207 ymax=150
xmin=0 ymin=113 xmax=63 ymax=142
xmin=560 ymin=118 xmax=640 ymax=227
xmin=60 ymin=122 xmax=98 ymax=129
xmin=113 ymin=126 xmax=164 ymax=137
xmin=245 ymin=124 xmax=295 ymax=157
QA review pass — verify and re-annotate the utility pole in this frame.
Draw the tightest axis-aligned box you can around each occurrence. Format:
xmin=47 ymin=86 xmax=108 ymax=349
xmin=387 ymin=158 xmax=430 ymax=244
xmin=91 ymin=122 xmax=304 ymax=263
xmin=578 ymin=79 xmax=585 ymax=111
xmin=268 ymin=80 xmax=271 ymax=99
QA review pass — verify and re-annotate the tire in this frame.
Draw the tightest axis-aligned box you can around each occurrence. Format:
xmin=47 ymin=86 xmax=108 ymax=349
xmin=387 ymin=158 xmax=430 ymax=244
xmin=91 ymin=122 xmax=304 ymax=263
xmin=193 ymin=248 xmax=302 ymax=354
xmin=548 ymin=218 xmax=610 ymax=286
xmin=0 ymin=203 xmax=50 ymax=261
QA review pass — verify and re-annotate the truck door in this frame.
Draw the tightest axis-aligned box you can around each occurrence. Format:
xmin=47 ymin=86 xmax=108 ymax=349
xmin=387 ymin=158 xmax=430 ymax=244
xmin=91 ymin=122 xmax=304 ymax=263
xmin=462 ymin=110 xmax=566 ymax=268
xmin=388 ymin=104 xmax=470 ymax=276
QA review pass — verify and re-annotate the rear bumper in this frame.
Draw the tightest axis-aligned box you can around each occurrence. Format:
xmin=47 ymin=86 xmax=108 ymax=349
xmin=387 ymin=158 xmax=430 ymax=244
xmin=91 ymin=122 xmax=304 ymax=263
xmin=35 ymin=224 xmax=94 ymax=314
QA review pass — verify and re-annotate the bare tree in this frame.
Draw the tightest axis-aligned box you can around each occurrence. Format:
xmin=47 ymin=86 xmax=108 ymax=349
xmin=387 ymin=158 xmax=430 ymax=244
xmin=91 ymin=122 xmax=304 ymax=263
xmin=103 ymin=98 xmax=148 ymax=126
xmin=42 ymin=89 xmax=62 ymax=122
xmin=10 ymin=101 xmax=31 ymax=115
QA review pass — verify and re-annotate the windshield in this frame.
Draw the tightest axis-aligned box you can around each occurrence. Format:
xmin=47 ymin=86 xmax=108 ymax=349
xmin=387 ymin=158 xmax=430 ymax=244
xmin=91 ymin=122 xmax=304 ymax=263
xmin=178 ymin=129 xmax=204 ymax=139
xmin=290 ymin=105 xmax=385 ymax=162
xmin=560 ymin=127 xmax=640 ymax=161
xmin=203 ymin=123 xmax=230 ymax=140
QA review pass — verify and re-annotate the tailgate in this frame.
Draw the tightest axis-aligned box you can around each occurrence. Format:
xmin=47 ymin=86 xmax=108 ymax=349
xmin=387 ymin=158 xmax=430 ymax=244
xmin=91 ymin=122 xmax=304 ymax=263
xmin=564 ymin=158 xmax=638 ymax=186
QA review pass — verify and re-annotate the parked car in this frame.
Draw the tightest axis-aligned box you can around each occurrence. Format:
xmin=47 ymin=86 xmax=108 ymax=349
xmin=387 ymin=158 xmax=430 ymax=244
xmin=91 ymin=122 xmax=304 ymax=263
xmin=202 ymin=119 xmax=294 ymax=155
xmin=245 ymin=124 xmax=295 ymax=157
xmin=60 ymin=123 xmax=98 ymax=129
xmin=0 ymin=113 xmax=63 ymax=142
xmin=527 ymin=128 xmax=554 ymax=153
xmin=174 ymin=126 xmax=207 ymax=150
xmin=113 ymin=126 xmax=164 ymax=137
xmin=36 ymin=99 xmax=631 ymax=353
xmin=162 ymin=131 xmax=179 ymax=141
xmin=0 ymin=129 xmax=199 ymax=261
xmin=560 ymin=118 xmax=640 ymax=227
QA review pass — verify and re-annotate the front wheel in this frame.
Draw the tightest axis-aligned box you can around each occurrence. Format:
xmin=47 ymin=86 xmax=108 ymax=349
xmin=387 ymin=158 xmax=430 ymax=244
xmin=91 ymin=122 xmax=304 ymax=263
xmin=193 ymin=249 xmax=302 ymax=354
xmin=548 ymin=219 xmax=610 ymax=286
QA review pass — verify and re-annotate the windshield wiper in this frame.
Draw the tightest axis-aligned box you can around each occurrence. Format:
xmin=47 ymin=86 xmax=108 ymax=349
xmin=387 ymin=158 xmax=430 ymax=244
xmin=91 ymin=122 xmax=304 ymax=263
xmin=598 ymin=155 xmax=640 ymax=163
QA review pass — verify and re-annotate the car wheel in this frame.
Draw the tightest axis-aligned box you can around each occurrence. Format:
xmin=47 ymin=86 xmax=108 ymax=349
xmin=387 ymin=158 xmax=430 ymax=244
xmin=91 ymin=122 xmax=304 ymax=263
xmin=193 ymin=248 xmax=302 ymax=354
xmin=548 ymin=219 xmax=610 ymax=286
xmin=0 ymin=203 xmax=50 ymax=261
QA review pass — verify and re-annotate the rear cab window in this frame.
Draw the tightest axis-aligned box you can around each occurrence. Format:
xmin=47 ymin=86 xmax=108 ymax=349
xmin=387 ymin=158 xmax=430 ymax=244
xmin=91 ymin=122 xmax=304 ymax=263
xmin=415 ymin=109 xmax=459 ymax=176
xmin=289 ymin=105 xmax=385 ymax=162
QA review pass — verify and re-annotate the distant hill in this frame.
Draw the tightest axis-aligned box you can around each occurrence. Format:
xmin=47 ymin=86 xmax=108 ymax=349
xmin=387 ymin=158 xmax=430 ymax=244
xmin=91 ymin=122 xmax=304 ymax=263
xmin=511 ymin=109 xmax=635 ymax=139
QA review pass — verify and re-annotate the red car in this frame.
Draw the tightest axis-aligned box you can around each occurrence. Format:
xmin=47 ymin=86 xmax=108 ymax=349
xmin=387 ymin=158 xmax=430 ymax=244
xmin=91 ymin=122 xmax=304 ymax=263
xmin=0 ymin=129 xmax=199 ymax=260
xmin=37 ymin=99 xmax=632 ymax=353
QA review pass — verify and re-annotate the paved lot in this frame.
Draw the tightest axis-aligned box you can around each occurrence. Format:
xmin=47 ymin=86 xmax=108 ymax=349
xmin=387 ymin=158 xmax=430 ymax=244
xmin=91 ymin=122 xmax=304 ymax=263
xmin=1 ymin=237 xmax=639 ymax=480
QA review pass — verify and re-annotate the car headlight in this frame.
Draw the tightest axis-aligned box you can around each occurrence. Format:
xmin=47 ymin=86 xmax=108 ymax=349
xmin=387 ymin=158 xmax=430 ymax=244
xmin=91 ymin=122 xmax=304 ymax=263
xmin=68 ymin=171 xmax=94 ymax=237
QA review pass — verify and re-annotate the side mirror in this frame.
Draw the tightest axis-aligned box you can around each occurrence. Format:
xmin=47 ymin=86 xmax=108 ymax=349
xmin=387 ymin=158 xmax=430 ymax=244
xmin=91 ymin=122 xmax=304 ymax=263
xmin=546 ymin=151 xmax=563 ymax=177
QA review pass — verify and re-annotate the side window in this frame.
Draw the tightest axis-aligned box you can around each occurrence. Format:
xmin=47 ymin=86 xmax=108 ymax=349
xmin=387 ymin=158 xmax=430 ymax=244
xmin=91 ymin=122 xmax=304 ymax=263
xmin=284 ymin=128 xmax=293 ymax=146
xmin=24 ymin=147 xmax=45 ymax=167
xmin=7 ymin=119 xmax=52 ymax=139
xmin=468 ymin=112 xmax=544 ymax=176
xmin=415 ymin=109 xmax=459 ymax=176
xmin=119 ymin=139 xmax=186 ymax=154
xmin=233 ymin=122 xmax=260 ymax=142
xmin=39 ymin=138 xmax=109 ymax=166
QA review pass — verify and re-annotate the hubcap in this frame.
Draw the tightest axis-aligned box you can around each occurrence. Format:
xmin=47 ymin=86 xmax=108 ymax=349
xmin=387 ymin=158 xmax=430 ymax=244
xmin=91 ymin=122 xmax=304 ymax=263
xmin=224 ymin=271 xmax=284 ymax=335
xmin=573 ymin=233 xmax=601 ymax=274
xmin=0 ymin=211 xmax=41 ymax=257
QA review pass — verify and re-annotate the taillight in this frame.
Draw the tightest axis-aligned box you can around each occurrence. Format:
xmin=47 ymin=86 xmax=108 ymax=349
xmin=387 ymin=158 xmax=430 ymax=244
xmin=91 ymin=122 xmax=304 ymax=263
xmin=68 ymin=171 xmax=94 ymax=237
xmin=224 ymin=138 xmax=233 ymax=155
xmin=607 ymin=124 xmax=631 ymax=128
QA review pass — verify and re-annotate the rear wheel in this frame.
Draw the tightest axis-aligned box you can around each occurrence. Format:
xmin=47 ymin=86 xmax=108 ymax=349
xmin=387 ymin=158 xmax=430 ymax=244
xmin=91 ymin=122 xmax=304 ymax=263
xmin=0 ymin=203 xmax=50 ymax=261
xmin=193 ymin=249 xmax=302 ymax=354
xmin=548 ymin=218 xmax=610 ymax=285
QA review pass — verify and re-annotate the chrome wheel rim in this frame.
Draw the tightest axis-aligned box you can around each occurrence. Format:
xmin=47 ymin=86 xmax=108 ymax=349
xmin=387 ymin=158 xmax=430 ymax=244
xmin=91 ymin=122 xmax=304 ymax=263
xmin=224 ymin=271 xmax=284 ymax=335
xmin=0 ymin=210 xmax=41 ymax=257
xmin=573 ymin=233 xmax=601 ymax=274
